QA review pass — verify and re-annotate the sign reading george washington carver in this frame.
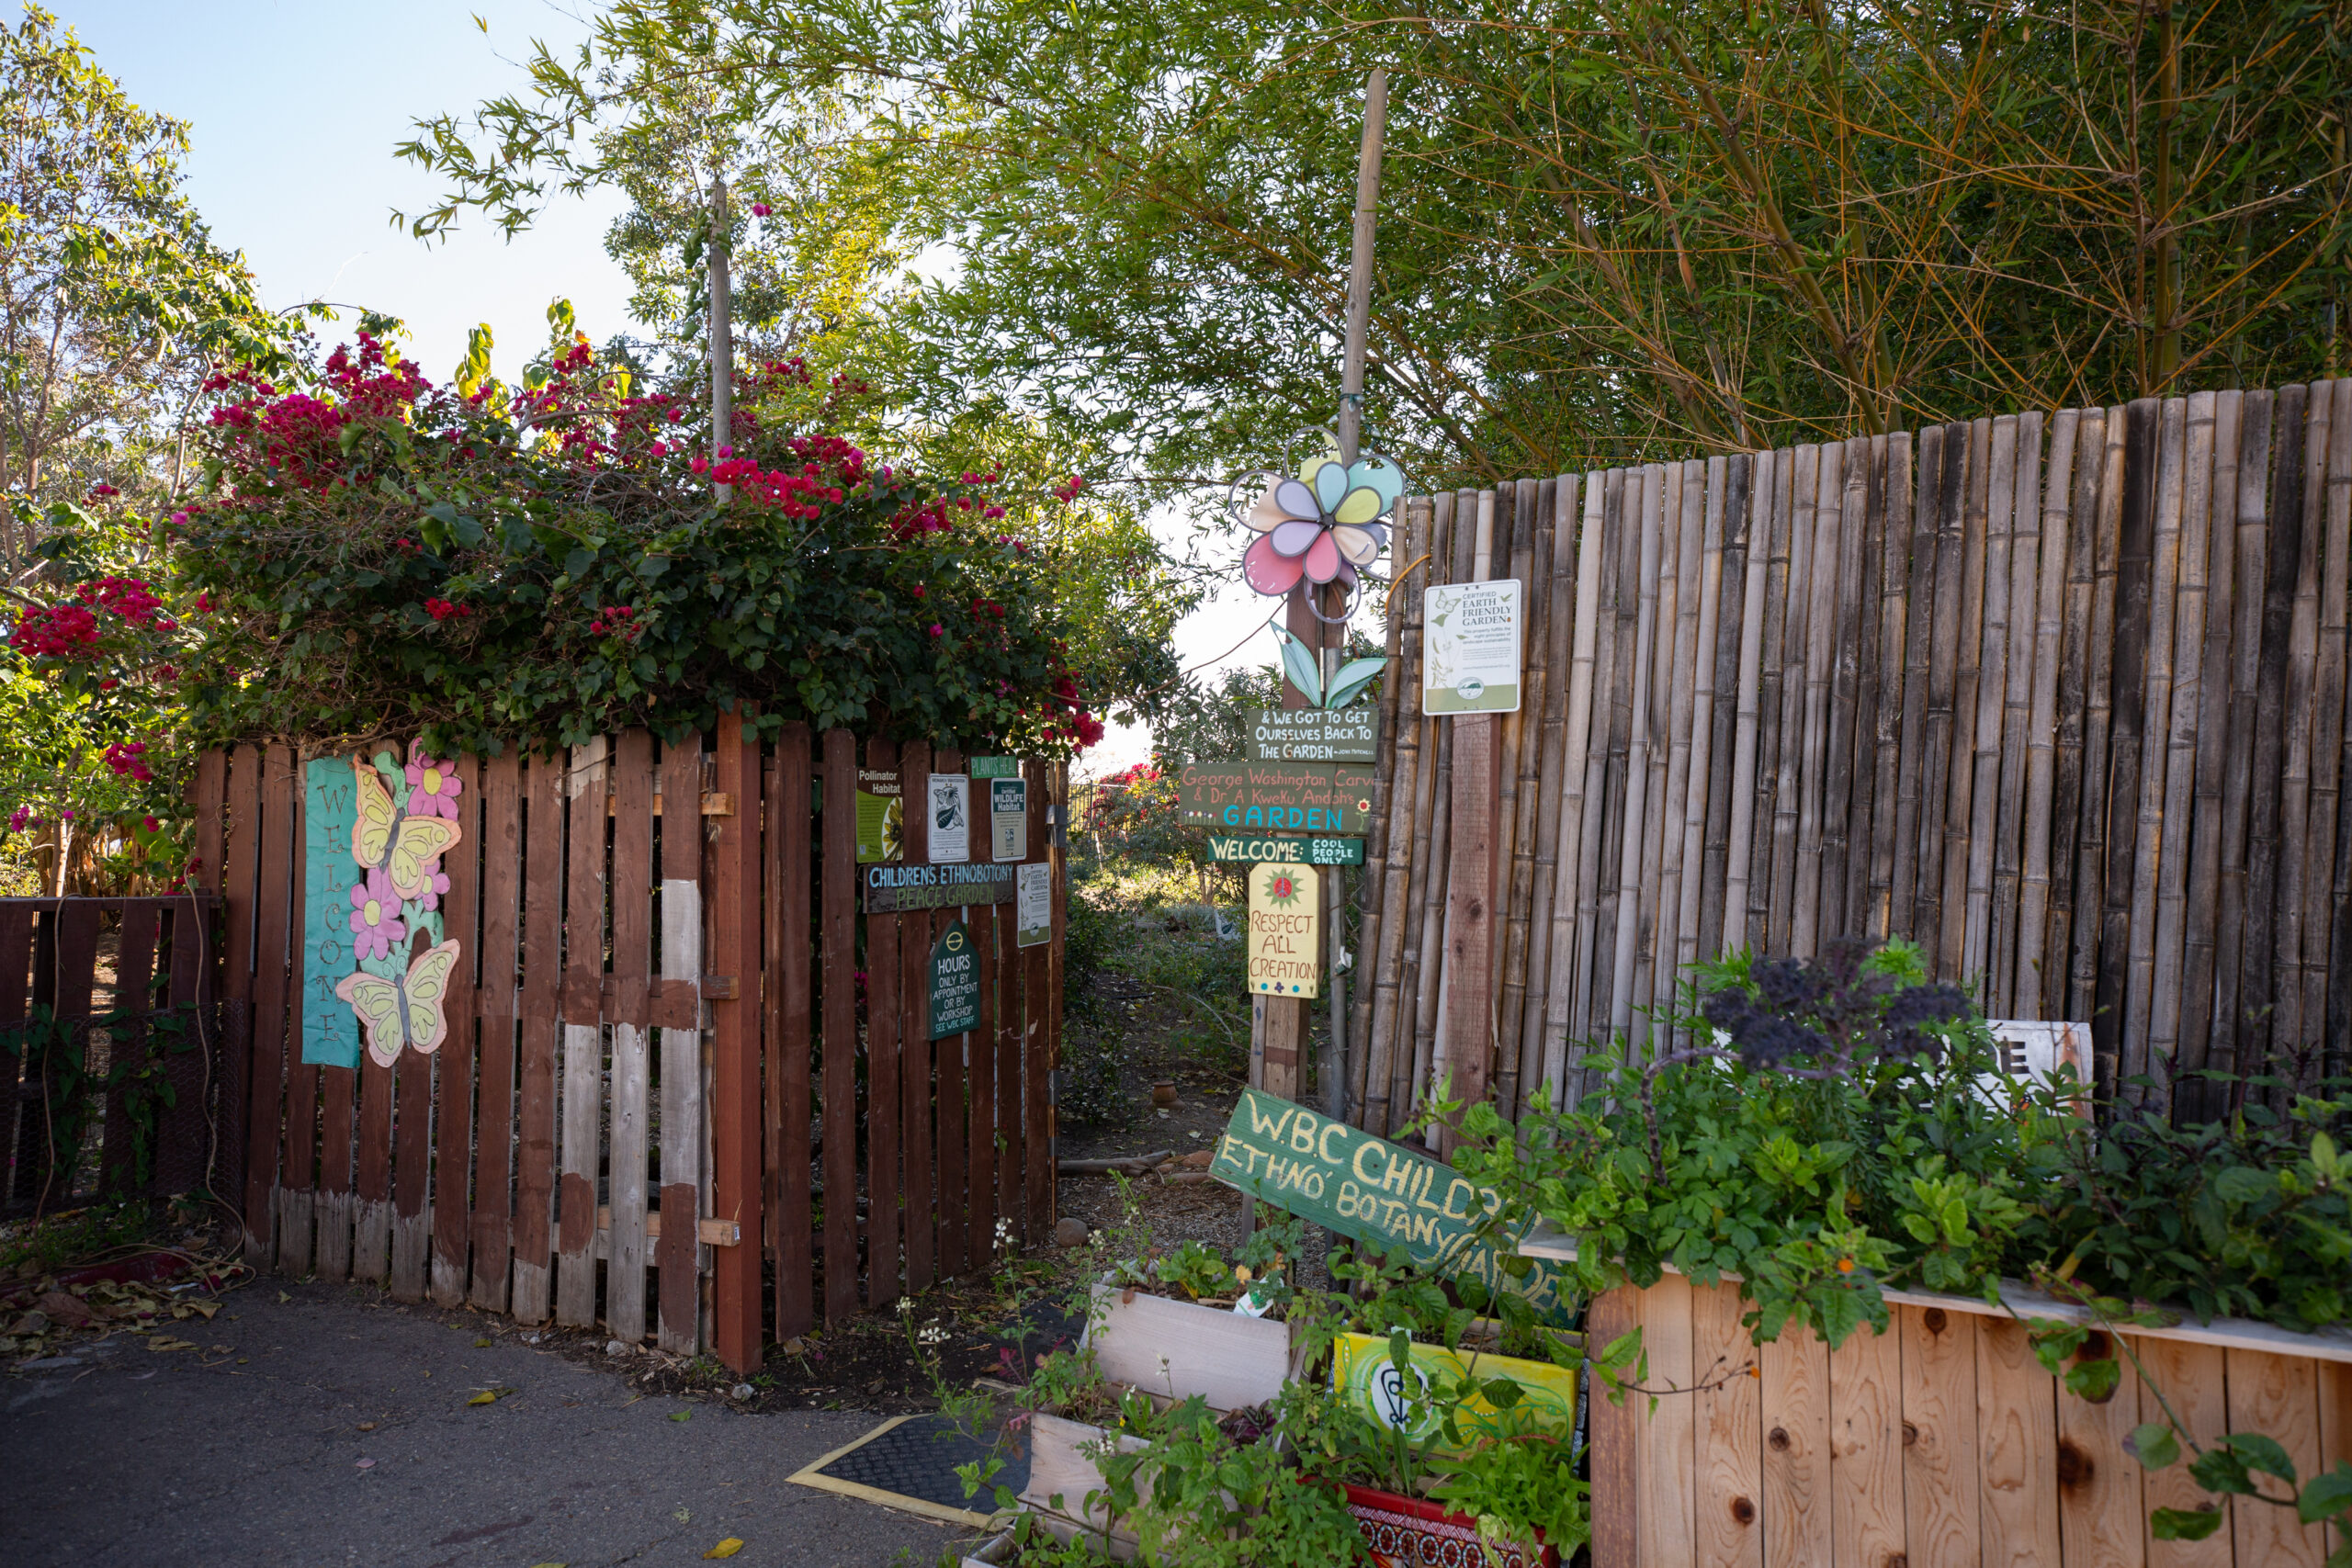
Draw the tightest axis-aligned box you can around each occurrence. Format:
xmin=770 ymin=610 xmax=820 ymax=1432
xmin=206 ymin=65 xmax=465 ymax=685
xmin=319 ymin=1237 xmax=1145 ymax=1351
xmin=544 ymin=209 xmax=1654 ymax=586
xmin=1211 ymin=1089 xmax=1572 ymax=1323
xmin=1178 ymin=761 xmax=1375 ymax=833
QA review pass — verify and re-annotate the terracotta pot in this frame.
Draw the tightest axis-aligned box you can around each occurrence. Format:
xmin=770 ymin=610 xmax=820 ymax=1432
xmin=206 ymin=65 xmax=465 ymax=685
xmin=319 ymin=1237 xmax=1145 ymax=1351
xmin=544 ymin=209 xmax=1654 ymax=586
xmin=1150 ymin=1080 xmax=1179 ymax=1108
xmin=1341 ymin=1483 xmax=1558 ymax=1568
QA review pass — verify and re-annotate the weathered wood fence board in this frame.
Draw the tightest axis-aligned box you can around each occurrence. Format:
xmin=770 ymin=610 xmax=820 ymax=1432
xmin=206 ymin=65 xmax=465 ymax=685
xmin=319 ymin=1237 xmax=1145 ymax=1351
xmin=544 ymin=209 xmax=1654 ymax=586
xmin=191 ymin=728 xmax=1065 ymax=1371
xmin=0 ymin=894 xmax=226 ymax=1215
xmin=1593 ymin=1275 xmax=2349 ymax=1568
xmin=1361 ymin=382 xmax=2352 ymax=1132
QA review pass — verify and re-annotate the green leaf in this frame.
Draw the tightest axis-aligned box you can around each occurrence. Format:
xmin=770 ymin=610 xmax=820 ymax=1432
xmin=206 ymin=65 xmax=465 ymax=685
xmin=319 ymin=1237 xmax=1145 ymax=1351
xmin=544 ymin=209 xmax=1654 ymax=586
xmin=2298 ymin=1465 xmax=2352 ymax=1525
xmin=1322 ymin=656 xmax=1386 ymax=710
xmin=1272 ymin=623 xmax=1322 ymax=706
xmin=2125 ymin=1422 xmax=2180 ymax=1470
xmin=2211 ymin=1167 xmax=2274 ymax=1204
xmin=2223 ymin=1433 xmax=2297 ymax=1484
xmin=2151 ymin=1506 xmax=2226 ymax=1541
xmin=2063 ymin=1356 xmax=2120 ymax=1404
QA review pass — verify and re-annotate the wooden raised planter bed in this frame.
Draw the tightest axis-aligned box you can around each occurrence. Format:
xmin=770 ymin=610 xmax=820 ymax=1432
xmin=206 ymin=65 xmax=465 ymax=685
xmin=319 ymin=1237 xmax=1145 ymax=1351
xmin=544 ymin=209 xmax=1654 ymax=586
xmin=1519 ymin=1225 xmax=2352 ymax=1568
xmin=1080 ymin=1279 xmax=1302 ymax=1411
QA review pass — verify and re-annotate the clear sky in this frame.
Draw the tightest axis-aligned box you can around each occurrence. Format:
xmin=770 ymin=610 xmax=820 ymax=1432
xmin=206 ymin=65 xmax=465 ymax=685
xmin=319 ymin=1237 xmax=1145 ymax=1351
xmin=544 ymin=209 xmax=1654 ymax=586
xmin=45 ymin=0 xmax=1307 ymax=772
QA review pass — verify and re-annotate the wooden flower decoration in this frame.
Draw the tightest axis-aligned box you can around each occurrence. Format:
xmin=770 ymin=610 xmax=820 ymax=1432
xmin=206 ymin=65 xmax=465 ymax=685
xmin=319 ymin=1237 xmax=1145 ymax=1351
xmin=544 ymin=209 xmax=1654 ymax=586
xmin=1236 ymin=451 xmax=1404 ymax=597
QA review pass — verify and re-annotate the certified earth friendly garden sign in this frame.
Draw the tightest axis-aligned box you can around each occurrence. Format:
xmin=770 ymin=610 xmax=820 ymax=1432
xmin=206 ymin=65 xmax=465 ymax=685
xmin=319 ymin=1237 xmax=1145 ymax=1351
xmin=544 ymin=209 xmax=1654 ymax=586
xmin=1248 ymin=862 xmax=1321 ymax=998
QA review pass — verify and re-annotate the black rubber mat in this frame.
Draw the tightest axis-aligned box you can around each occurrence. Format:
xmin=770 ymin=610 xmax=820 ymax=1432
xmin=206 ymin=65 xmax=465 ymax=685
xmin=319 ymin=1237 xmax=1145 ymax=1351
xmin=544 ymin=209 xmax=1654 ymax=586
xmin=807 ymin=1411 xmax=1032 ymax=1512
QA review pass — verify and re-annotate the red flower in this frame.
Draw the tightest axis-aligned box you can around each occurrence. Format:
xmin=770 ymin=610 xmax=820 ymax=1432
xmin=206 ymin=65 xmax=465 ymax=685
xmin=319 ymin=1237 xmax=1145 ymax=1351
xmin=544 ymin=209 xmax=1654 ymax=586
xmin=424 ymin=598 xmax=467 ymax=621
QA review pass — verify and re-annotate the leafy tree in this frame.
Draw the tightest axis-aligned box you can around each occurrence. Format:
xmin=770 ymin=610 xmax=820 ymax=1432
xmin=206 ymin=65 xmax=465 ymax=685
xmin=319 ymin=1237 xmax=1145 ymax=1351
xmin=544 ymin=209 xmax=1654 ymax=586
xmin=399 ymin=0 xmax=2352 ymax=501
xmin=0 ymin=6 xmax=288 ymax=566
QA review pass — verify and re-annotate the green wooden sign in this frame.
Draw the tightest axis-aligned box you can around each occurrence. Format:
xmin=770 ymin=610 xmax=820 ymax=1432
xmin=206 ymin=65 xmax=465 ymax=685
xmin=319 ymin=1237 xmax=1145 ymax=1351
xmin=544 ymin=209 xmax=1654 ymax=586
xmin=1204 ymin=834 xmax=1363 ymax=866
xmin=1247 ymin=708 xmax=1379 ymax=762
xmin=1211 ymin=1089 xmax=1573 ymax=1322
xmin=967 ymin=756 xmax=1021 ymax=779
xmin=1178 ymin=761 xmax=1375 ymax=833
xmin=928 ymin=920 xmax=981 ymax=1039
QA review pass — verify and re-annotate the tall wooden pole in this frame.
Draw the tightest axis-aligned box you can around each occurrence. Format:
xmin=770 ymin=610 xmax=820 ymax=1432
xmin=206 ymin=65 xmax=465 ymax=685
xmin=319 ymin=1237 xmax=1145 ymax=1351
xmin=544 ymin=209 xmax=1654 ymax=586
xmin=1315 ymin=69 xmax=1390 ymax=1128
xmin=709 ymin=177 xmax=735 ymax=504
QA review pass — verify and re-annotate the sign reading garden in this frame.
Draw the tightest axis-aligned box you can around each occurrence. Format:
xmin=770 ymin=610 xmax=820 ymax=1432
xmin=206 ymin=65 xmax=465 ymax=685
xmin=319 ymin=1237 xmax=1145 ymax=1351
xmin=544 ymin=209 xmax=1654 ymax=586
xmin=1212 ymin=1089 xmax=1571 ymax=1322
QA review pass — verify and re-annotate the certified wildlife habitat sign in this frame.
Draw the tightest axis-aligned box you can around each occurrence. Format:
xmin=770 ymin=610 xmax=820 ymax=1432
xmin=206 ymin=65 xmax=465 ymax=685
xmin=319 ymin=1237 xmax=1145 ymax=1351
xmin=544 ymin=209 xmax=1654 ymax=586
xmin=1211 ymin=1089 xmax=1572 ymax=1322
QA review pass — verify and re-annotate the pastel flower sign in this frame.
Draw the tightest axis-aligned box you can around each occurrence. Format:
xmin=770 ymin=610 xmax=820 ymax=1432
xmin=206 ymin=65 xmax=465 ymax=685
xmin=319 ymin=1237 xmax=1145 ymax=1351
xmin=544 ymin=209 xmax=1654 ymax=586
xmin=1232 ymin=449 xmax=1404 ymax=606
xmin=299 ymin=739 xmax=466 ymax=1070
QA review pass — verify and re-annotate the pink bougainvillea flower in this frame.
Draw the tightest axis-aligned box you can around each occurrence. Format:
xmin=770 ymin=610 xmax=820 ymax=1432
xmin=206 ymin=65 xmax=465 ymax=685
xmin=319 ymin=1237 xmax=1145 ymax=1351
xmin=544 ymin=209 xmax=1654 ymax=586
xmin=404 ymin=743 xmax=463 ymax=819
xmin=348 ymin=867 xmax=406 ymax=961
xmin=1238 ymin=452 xmax=1403 ymax=596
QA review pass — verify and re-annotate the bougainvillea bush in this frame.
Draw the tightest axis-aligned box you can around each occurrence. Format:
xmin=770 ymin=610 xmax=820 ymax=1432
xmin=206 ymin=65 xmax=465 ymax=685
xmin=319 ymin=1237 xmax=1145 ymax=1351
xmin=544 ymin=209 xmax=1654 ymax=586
xmin=121 ymin=328 xmax=1120 ymax=754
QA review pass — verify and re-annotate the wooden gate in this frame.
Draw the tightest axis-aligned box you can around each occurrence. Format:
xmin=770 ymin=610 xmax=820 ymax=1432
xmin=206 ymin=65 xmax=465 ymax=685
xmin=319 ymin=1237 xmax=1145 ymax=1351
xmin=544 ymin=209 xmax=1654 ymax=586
xmin=189 ymin=720 xmax=1066 ymax=1373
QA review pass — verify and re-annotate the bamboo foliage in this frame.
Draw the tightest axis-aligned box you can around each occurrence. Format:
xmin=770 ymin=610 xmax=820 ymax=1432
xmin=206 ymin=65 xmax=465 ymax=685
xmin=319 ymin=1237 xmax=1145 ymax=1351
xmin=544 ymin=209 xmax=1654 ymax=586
xmin=1365 ymin=383 xmax=2352 ymax=1128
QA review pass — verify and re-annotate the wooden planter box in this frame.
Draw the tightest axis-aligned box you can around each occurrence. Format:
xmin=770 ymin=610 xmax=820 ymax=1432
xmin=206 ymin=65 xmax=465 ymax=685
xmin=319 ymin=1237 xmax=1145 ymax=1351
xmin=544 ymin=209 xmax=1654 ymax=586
xmin=1020 ymin=1411 xmax=1146 ymax=1559
xmin=1343 ymin=1483 xmax=1559 ymax=1567
xmin=1543 ymin=1235 xmax=2352 ymax=1568
xmin=1082 ymin=1280 xmax=1301 ymax=1412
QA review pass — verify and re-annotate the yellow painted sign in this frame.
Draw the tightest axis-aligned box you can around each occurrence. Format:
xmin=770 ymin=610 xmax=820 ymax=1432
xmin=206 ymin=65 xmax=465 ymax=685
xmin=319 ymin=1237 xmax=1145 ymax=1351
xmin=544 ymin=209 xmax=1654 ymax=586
xmin=1332 ymin=1333 xmax=1577 ymax=1451
xmin=1247 ymin=862 xmax=1320 ymax=998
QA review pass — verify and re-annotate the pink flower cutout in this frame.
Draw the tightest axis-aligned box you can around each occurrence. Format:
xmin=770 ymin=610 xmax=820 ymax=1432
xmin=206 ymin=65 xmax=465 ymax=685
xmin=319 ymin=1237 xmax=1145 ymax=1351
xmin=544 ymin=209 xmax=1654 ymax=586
xmin=413 ymin=860 xmax=452 ymax=911
xmin=348 ymin=867 xmax=406 ymax=961
xmin=404 ymin=743 xmax=463 ymax=819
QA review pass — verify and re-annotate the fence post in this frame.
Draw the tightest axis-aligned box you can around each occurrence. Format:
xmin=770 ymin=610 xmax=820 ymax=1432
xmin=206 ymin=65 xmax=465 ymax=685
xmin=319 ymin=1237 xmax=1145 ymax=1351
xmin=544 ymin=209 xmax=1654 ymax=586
xmin=709 ymin=709 xmax=762 ymax=1372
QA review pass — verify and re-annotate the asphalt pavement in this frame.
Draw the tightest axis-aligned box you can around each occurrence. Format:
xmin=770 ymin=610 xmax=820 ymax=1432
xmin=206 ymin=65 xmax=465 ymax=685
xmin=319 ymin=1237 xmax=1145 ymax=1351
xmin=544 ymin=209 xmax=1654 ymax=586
xmin=1 ymin=1280 xmax=964 ymax=1568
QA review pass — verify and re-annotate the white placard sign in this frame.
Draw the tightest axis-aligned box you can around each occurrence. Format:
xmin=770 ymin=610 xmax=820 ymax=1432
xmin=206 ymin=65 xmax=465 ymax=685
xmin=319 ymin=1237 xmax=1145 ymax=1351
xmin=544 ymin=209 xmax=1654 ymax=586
xmin=1422 ymin=579 xmax=1522 ymax=714
xmin=926 ymin=773 xmax=970 ymax=863
xmin=1016 ymin=861 xmax=1053 ymax=948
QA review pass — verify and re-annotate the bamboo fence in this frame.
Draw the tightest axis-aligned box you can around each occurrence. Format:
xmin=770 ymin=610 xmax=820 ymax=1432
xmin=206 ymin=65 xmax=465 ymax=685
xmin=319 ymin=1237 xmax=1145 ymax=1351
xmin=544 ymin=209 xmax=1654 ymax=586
xmin=1346 ymin=385 xmax=2352 ymax=1129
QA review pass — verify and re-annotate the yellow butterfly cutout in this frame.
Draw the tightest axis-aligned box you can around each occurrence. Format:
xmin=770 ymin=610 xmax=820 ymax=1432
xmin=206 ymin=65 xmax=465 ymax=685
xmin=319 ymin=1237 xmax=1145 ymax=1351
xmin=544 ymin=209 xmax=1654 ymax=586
xmin=335 ymin=939 xmax=460 ymax=1068
xmin=348 ymin=756 xmax=464 ymax=901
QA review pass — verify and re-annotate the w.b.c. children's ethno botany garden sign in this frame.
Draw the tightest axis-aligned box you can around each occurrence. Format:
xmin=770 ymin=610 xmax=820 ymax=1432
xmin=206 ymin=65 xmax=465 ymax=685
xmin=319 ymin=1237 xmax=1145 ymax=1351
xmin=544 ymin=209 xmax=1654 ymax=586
xmin=1212 ymin=1089 xmax=1571 ymax=1321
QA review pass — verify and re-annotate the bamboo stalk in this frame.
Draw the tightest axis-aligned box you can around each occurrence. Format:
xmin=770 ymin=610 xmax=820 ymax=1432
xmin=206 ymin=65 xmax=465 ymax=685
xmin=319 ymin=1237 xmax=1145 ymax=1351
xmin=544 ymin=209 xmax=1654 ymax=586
xmin=1824 ymin=436 xmax=1870 ymax=944
xmin=1940 ymin=419 xmax=1993 ymax=982
xmin=1963 ymin=417 xmax=2015 ymax=991
xmin=1723 ymin=449 xmax=1775 ymax=955
xmin=2016 ymin=412 xmax=2079 ymax=1017
xmin=2125 ymin=399 xmax=2188 ymax=1091
xmin=2069 ymin=409 xmax=2127 ymax=1037
xmin=2301 ymin=381 xmax=2350 ymax=1077
xmin=2242 ymin=388 xmax=2307 ymax=1091
xmin=1676 ymin=459 xmax=1726 ymax=989
xmin=1587 ymin=468 xmax=1638 ymax=1060
xmin=1544 ymin=473 xmax=1605 ymax=1098
xmin=1990 ymin=414 xmax=2045 ymax=1014
xmin=1611 ymin=467 xmax=1665 ymax=1047
xmin=1792 ymin=442 xmax=1842 ymax=957
xmin=2049 ymin=412 xmax=2107 ymax=1021
xmin=1516 ymin=477 xmax=1571 ymax=1108
xmin=2151 ymin=394 xmax=2215 ymax=1100
xmin=1769 ymin=445 xmax=1815 ymax=954
xmin=2324 ymin=378 xmax=2352 ymax=1087
xmin=2214 ymin=392 xmax=2276 ymax=1087
xmin=2280 ymin=382 xmax=2335 ymax=1068
xmin=1496 ymin=481 xmax=1548 ymax=1114
xmin=1893 ymin=428 xmax=1943 ymax=944
xmin=1360 ymin=497 xmax=1423 ymax=1134
xmin=1653 ymin=460 xmax=1703 ymax=1032
xmin=1699 ymin=455 xmax=1752 ymax=963
xmin=1867 ymin=434 xmax=1912 ymax=944
xmin=1401 ymin=493 xmax=1458 ymax=1121
xmin=2181 ymin=392 xmax=2245 ymax=1089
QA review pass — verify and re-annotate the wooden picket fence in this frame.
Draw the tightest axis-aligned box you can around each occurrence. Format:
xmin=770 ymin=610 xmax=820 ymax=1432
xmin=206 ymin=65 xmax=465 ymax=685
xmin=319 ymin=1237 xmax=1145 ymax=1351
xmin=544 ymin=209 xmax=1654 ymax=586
xmin=1348 ymin=383 xmax=2352 ymax=1131
xmin=189 ymin=724 xmax=1066 ymax=1371
xmin=0 ymin=895 xmax=225 ymax=1213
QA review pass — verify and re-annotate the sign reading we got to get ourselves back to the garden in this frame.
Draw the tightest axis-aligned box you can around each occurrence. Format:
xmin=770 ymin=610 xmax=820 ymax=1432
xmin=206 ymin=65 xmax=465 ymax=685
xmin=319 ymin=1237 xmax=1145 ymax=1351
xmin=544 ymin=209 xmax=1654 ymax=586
xmin=1212 ymin=1089 xmax=1572 ymax=1323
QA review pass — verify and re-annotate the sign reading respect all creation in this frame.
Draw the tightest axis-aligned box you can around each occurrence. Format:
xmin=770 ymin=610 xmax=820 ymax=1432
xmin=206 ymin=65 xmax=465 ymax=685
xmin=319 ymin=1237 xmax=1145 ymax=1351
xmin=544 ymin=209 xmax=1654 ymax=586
xmin=1211 ymin=1089 xmax=1572 ymax=1322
